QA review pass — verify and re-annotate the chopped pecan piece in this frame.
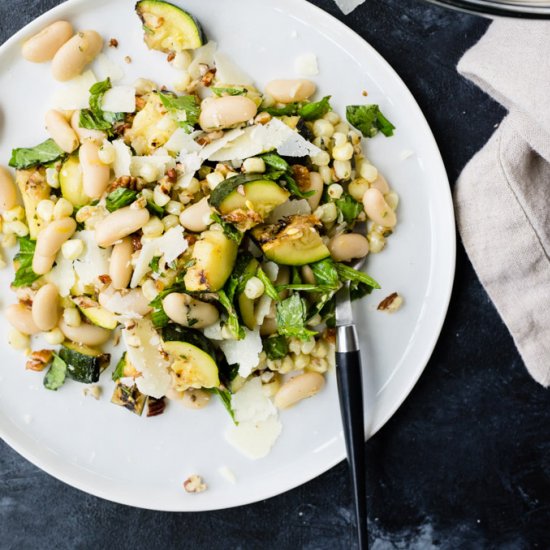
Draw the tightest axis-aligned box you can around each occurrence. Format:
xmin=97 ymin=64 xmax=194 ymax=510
xmin=291 ymin=165 xmax=311 ymax=191
xmin=108 ymin=175 xmax=139 ymax=192
xmin=108 ymin=38 xmax=119 ymax=48
xmin=26 ymin=349 xmax=53 ymax=372
xmin=147 ymin=396 xmax=166 ymax=417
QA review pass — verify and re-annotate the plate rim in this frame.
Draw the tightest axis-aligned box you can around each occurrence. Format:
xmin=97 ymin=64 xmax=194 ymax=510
xmin=0 ymin=0 xmax=456 ymax=511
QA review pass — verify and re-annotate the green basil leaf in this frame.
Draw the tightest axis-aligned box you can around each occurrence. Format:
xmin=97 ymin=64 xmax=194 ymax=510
xmin=9 ymin=139 xmax=65 ymax=169
xmin=276 ymin=293 xmax=317 ymax=341
xmin=311 ymin=258 xmax=340 ymax=289
xmin=159 ymin=92 xmax=200 ymax=132
xmin=112 ymin=353 xmax=127 ymax=381
xmin=210 ymin=387 xmax=237 ymax=424
xmin=335 ymin=263 xmax=380 ymax=290
xmin=218 ymin=289 xmax=245 ymax=340
xmin=283 ymin=174 xmax=314 ymax=199
xmin=346 ymin=104 xmax=395 ymax=138
xmin=210 ymin=212 xmax=244 ymax=244
xmin=12 ymin=237 xmax=41 ymax=288
xmin=263 ymin=335 xmax=289 ymax=360
xmin=260 ymin=153 xmax=290 ymax=172
xmin=263 ymin=103 xmax=300 ymax=117
xmin=335 ymin=193 xmax=363 ymax=224
xmin=298 ymin=96 xmax=332 ymax=121
xmin=105 ymin=188 xmax=138 ymax=212
xmin=80 ymin=78 xmax=125 ymax=132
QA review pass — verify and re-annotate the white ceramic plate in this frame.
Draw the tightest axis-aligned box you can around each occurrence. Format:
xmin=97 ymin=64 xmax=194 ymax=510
xmin=0 ymin=0 xmax=455 ymax=511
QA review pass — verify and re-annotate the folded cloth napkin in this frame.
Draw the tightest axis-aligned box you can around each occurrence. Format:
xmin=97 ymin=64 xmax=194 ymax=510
xmin=455 ymin=20 xmax=550 ymax=387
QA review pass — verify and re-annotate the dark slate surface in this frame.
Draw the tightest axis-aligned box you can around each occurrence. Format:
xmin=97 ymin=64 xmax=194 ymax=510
xmin=1 ymin=1 xmax=549 ymax=548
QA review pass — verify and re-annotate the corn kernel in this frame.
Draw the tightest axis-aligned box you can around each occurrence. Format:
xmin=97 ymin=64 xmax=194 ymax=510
xmin=44 ymin=328 xmax=65 ymax=345
xmin=63 ymin=307 xmax=81 ymax=327
xmin=53 ymin=198 xmax=74 ymax=220
xmin=385 ymin=191 xmax=399 ymax=211
xmin=153 ymin=185 xmax=171 ymax=207
xmin=332 ymin=143 xmax=354 ymax=161
xmin=323 ymin=112 xmax=340 ymax=125
xmin=8 ymin=328 xmax=30 ymax=350
xmin=301 ymin=339 xmax=316 ymax=355
xmin=242 ymin=157 xmax=266 ymax=174
xmin=244 ymin=276 xmax=265 ymax=300
xmin=61 ymin=239 xmax=84 ymax=260
xmin=45 ymin=167 xmax=60 ymax=188
xmin=319 ymin=166 xmax=333 ymax=185
xmin=142 ymin=216 xmax=165 ymax=238
xmin=98 ymin=141 xmax=116 ymax=164
xmin=360 ymin=162 xmax=378 ymax=183
xmin=334 ymin=122 xmax=349 ymax=134
xmin=333 ymin=160 xmax=352 ymax=181
xmin=294 ymin=354 xmax=310 ymax=370
xmin=171 ymin=51 xmax=192 ymax=70
xmin=206 ymin=171 xmax=225 ymax=190
xmin=311 ymin=151 xmax=330 ymax=167
xmin=312 ymin=340 xmax=329 ymax=358
xmin=36 ymin=199 xmax=55 ymax=222
xmin=328 ymin=183 xmax=344 ymax=200
xmin=4 ymin=206 xmax=25 ymax=222
xmin=368 ymin=231 xmax=385 ymax=254
xmin=349 ymin=178 xmax=369 ymax=202
xmin=142 ymin=279 xmax=159 ymax=301
xmin=2 ymin=233 xmax=17 ymax=248
xmin=174 ymin=71 xmax=191 ymax=92
xmin=140 ymin=163 xmax=160 ymax=183
xmin=165 ymin=200 xmax=183 ymax=216
xmin=332 ymin=132 xmax=348 ymax=147
xmin=4 ymin=220 xmax=29 ymax=237
xmin=162 ymin=214 xmax=179 ymax=230
xmin=313 ymin=119 xmax=334 ymax=138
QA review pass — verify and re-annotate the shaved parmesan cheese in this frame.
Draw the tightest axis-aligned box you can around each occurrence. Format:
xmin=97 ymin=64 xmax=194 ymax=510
xmin=294 ymin=53 xmax=319 ymax=76
xmin=218 ymin=466 xmax=237 ymax=484
xmin=130 ymin=155 xmax=176 ymax=179
xmin=204 ymin=320 xmax=224 ymax=341
xmin=201 ymin=128 xmax=245 ymax=159
xmin=112 ymin=139 xmax=132 ymax=177
xmin=123 ymin=319 xmax=171 ymax=398
xmin=219 ymin=328 xmax=262 ymax=378
xmin=45 ymin=254 xmax=75 ymax=297
xmin=188 ymin=41 xmax=217 ymax=78
xmin=231 ymin=378 xmax=276 ymax=422
xmin=225 ymin=378 xmax=282 ymax=459
xmin=165 ymin=128 xmax=202 ymax=154
xmin=268 ymin=199 xmax=311 ymax=223
xmin=101 ymin=86 xmax=136 ymax=113
xmin=50 ymin=70 xmax=97 ymax=110
xmin=214 ymin=52 xmax=254 ymax=85
xmin=334 ymin=0 xmax=366 ymax=15
xmin=93 ymin=53 xmax=125 ymax=82
xmin=177 ymin=152 xmax=202 ymax=188
xmin=98 ymin=287 xmax=151 ymax=319
xmin=210 ymin=119 xmax=321 ymax=161
xmin=130 ymin=226 xmax=188 ymax=287
xmin=73 ymin=231 xmax=110 ymax=287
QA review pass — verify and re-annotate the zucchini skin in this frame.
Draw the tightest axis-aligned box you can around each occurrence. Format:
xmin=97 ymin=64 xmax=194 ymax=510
xmin=59 ymin=344 xmax=110 ymax=384
xmin=209 ymin=174 xmax=269 ymax=209
xmin=162 ymin=324 xmax=217 ymax=358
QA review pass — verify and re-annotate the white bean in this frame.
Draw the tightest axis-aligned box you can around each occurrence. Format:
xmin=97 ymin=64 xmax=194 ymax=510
xmin=274 ymin=372 xmax=325 ymax=409
xmin=95 ymin=207 xmax=150 ymax=248
xmin=32 ymin=283 xmax=60 ymax=331
xmin=109 ymin=237 xmax=133 ymax=289
xmin=45 ymin=110 xmax=79 ymax=153
xmin=6 ymin=304 xmax=41 ymax=335
xmin=265 ymin=79 xmax=316 ymax=103
xmin=59 ymin=318 xmax=111 ymax=346
xmin=0 ymin=166 xmax=17 ymax=211
xmin=199 ymin=96 xmax=258 ymax=131
xmin=306 ymin=171 xmax=323 ymax=211
xmin=79 ymin=140 xmax=110 ymax=199
xmin=51 ymin=30 xmax=103 ymax=82
xmin=70 ymin=111 xmax=106 ymax=144
xmin=328 ymin=233 xmax=369 ymax=263
xmin=363 ymin=188 xmax=396 ymax=228
xmin=370 ymin=173 xmax=390 ymax=194
xmin=348 ymin=178 xmax=370 ymax=202
xmin=162 ymin=293 xmax=219 ymax=328
xmin=179 ymin=197 xmax=211 ymax=232
xmin=33 ymin=218 xmax=77 ymax=274
xmin=22 ymin=21 xmax=73 ymax=63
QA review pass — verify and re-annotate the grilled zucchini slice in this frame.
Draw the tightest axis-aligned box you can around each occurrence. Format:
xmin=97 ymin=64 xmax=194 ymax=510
xmin=251 ymin=215 xmax=330 ymax=266
xmin=15 ymin=168 xmax=50 ymax=239
xmin=136 ymin=0 xmax=205 ymax=52
xmin=60 ymin=155 xmax=92 ymax=208
xmin=59 ymin=342 xmax=110 ymax=384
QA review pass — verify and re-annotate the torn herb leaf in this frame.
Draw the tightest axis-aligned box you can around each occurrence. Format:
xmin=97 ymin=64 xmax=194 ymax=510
xmin=105 ymin=187 xmax=138 ymax=212
xmin=9 ymin=139 xmax=65 ymax=169
xmin=210 ymin=387 xmax=237 ymax=424
xmin=276 ymin=293 xmax=317 ymax=341
xmin=211 ymin=212 xmax=244 ymax=244
xmin=80 ymin=78 xmax=124 ymax=132
xmin=256 ymin=267 xmax=280 ymax=302
xmin=298 ymin=96 xmax=332 ymax=121
xmin=159 ymin=92 xmax=200 ymax=132
xmin=12 ymin=237 xmax=41 ymax=288
xmin=335 ymin=193 xmax=363 ymax=225
xmin=346 ymin=104 xmax=395 ymax=138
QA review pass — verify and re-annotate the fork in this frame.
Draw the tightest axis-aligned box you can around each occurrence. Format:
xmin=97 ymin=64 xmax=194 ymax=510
xmin=335 ymin=257 xmax=368 ymax=549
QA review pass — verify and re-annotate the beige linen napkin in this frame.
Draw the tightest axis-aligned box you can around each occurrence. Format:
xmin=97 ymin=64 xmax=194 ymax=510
xmin=455 ymin=20 xmax=550 ymax=387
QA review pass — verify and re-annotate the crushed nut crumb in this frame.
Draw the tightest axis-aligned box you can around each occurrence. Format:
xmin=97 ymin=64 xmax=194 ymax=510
xmin=166 ymin=51 xmax=176 ymax=62
xmin=83 ymin=385 xmax=102 ymax=400
xmin=183 ymin=474 xmax=207 ymax=493
xmin=377 ymin=292 xmax=403 ymax=313
xmin=124 ymin=55 xmax=132 ymax=64
xmin=108 ymin=38 xmax=119 ymax=48
xmin=362 ymin=90 xmax=368 ymax=96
